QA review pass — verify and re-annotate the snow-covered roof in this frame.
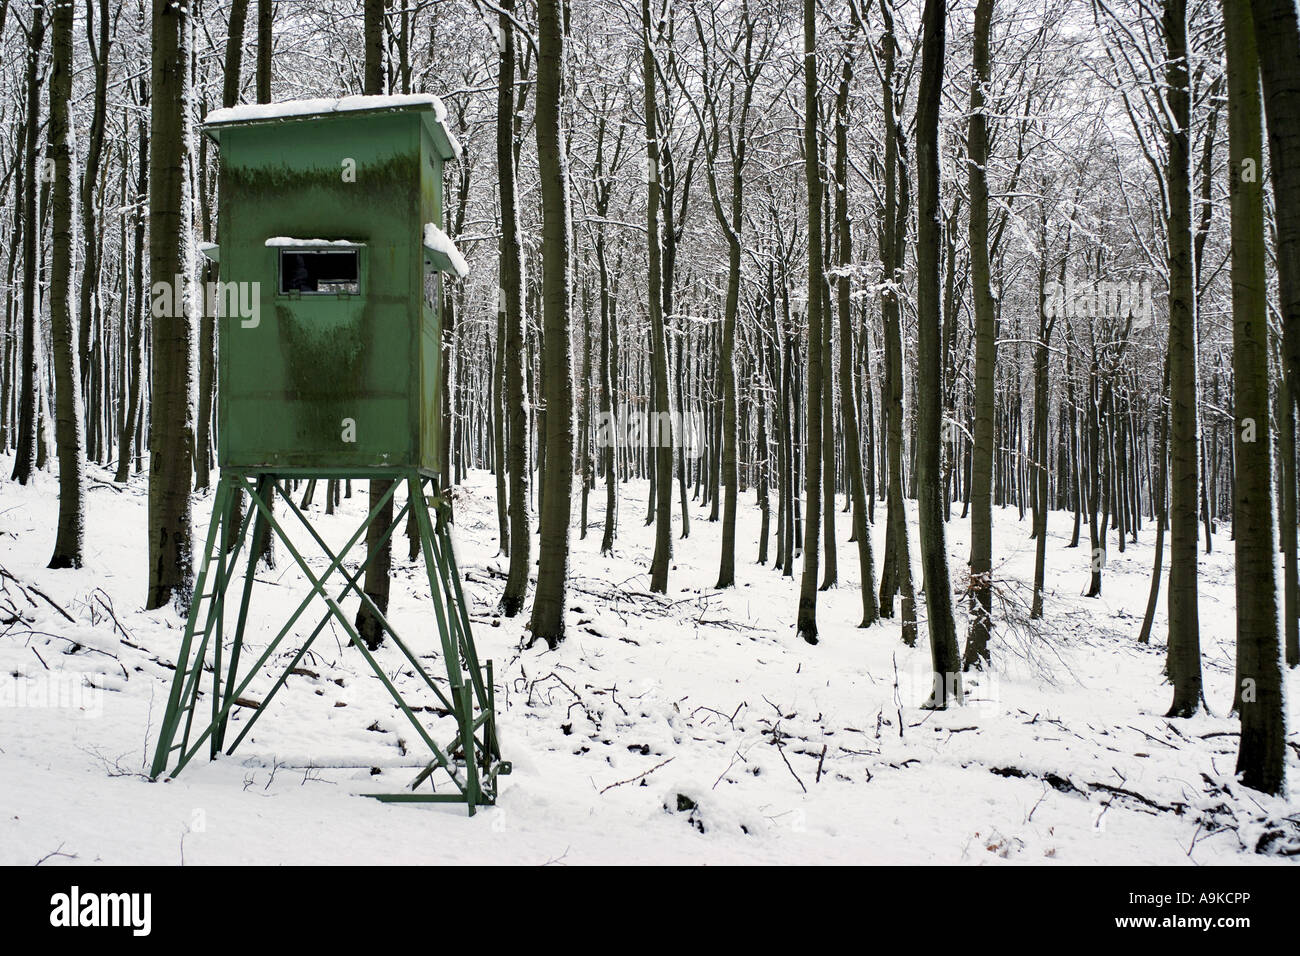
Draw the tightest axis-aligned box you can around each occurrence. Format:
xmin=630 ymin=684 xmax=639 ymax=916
xmin=423 ymin=223 xmax=469 ymax=279
xmin=207 ymin=94 xmax=448 ymax=126
xmin=204 ymin=94 xmax=462 ymax=161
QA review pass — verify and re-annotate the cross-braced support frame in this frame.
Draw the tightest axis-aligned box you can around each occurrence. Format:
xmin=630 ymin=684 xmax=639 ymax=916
xmin=149 ymin=470 xmax=507 ymax=814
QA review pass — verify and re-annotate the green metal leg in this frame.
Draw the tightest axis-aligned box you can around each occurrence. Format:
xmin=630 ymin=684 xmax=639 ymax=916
xmin=268 ymin=478 xmax=454 ymax=711
xmin=215 ymin=475 xmax=271 ymax=750
xmin=150 ymin=469 xmax=503 ymax=816
xmin=222 ymin=487 xmax=429 ymax=756
xmin=410 ymin=476 xmax=481 ymax=813
xmin=150 ymin=478 xmax=235 ymax=778
xmin=237 ymin=477 xmax=466 ymax=789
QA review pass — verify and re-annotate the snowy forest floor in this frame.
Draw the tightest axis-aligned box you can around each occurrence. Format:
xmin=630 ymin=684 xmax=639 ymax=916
xmin=2 ymin=457 xmax=1299 ymax=865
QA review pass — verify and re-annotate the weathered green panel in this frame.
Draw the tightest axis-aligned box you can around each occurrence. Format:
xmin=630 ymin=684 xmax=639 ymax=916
xmin=420 ymin=302 xmax=441 ymax=473
xmin=211 ymin=104 xmax=449 ymax=475
xmin=418 ymin=119 xmax=445 ymax=475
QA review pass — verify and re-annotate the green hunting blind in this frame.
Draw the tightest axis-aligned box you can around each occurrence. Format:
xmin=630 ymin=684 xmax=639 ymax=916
xmin=150 ymin=96 xmax=506 ymax=813
xmin=204 ymin=95 xmax=466 ymax=471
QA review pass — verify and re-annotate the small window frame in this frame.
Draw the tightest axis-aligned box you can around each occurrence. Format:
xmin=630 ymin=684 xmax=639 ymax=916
xmin=422 ymin=257 xmax=443 ymax=311
xmin=274 ymin=245 xmax=365 ymax=298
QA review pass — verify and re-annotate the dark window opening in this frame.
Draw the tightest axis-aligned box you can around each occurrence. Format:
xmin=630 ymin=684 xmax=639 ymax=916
xmin=279 ymin=249 xmax=360 ymax=295
xmin=423 ymin=264 xmax=440 ymax=309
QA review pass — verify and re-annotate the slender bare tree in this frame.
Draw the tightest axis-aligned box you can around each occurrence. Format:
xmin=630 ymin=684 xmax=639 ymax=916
xmin=528 ymin=0 xmax=575 ymax=646
xmin=145 ymin=0 xmax=196 ymax=609
xmin=47 ymin=0 xmax=85 ymax=569
xmin=915 ymin=0 xmax=962 ymax=706
xmin=1226 ymin=0 xmax=1285 ymax=793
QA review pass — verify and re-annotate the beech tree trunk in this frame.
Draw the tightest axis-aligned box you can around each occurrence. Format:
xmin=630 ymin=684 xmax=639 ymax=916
xmin=964 ymin=0 xmax=995 ymax=668
xmin=354 ymin=0 xmax=392 ymax=648
xmin=643 ymin=0 xmax=674 ymax=594
xmin=115 ymin=79 xmax=148 ymax=485
xmin=795 ymin=0 xmax=824 ymax=645
xmin=1227 ymin=0 xmax=1285 ymax=793
xmin=1163 ymin=0 xmax=1203 ymax=717
xmin=10 ymin=4 xmax=43 ymax=486
xmin=499 ymin=0 xmax=531 ymax=615
xmin=834 ymin=41 xmax=878 ymax=626
xmin=48 ymin=0 xmax=85 ymax=569
xmin=528 ymin=0 xmax=574 ymax=646
xmin=145 ymin=0 xmax=196 ymax=610
xmin=1250 ymin=0 xmax=1300 ymax=668
xmin=916 ymin=0 xmax=962 ymax=707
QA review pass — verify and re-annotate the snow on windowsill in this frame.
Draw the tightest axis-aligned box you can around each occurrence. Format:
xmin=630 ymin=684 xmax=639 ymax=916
xmin=265 ymin=238 xmax=366 ymax=248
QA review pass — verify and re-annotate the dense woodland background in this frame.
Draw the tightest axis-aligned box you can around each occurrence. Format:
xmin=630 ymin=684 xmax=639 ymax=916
xmin=0 ymin=0 xmax=1297 ymax=799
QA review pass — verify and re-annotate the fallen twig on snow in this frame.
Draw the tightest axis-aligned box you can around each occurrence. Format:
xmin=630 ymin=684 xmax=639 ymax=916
xmin=599 ymin=756 xmax=674 ymax=793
